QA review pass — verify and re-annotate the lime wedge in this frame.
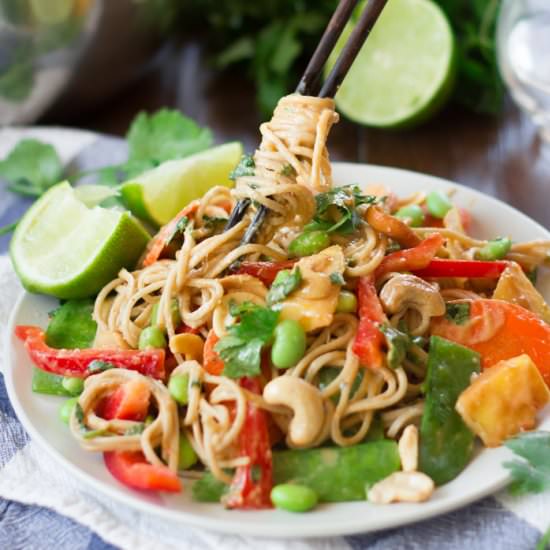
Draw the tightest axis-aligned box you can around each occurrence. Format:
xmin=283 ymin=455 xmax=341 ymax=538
xmin=11 ymin=182 xmax=150 ymax=299
xmin=326 ymin=0 xmax=456 ymax=128
xmin=120 ymin=142 xmax=243 ymax=226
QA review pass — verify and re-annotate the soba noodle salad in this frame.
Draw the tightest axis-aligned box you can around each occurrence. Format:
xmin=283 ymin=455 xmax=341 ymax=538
xmin=16 ymin=95 xmax=550 ymax=511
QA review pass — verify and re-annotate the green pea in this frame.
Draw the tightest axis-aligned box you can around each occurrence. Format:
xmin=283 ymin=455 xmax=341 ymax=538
xmin=271 ymin=484 xmax=318 ymax=513
xmin=139 ymin=326 xmax=167 ymax=350
xmin=336 ymin=290 xmax=357 ymax=313
xmin=178 ymin=431 xmax=198 ymax=470
xmin=394 ymin=204 xmax=425 ymax=227
xmin=476 ymin=237 xmax=511 ymax=261
xmin=288 ymin=231 xmax=330 ymax=257
xmin=271 ymin=320 xmax=306 ymax=369
xmin=169 ymin=373 xmax=190 ymax=404
xmin=151 ymin=300 xmax=181 ymax=327
xmin=426 ymin=191 xmax=452 ymax=219
xmin=61 ymin=376 xmax=84 ymax=396
xmin=59 ymin=397 xmax=79 ymax=425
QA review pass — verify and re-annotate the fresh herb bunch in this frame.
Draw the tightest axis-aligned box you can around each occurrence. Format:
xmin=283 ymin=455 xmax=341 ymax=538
xmin=177 ymin=0 xmax=503 ymax=117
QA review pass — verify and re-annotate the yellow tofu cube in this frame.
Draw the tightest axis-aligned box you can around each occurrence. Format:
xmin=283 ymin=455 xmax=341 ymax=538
xmin=455 ymin=354 xmax=550 ymax=447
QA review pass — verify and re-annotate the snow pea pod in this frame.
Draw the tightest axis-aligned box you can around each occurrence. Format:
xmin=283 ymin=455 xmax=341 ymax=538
xmin=419 ymin=336 xmax=481 ymax=485
xmin=192 ymin=440 xmax=400 ymax=503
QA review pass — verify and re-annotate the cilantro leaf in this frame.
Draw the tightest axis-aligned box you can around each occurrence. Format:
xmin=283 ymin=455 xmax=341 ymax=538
xmin=380 ymin=325 xmax=411 ymax=369
xmin=311 ymin=185 xmax=376 ymax=235
xmin=192 ymin=473 xmax=228 ymax=502
xmin=504 ymin=432 xmax=550 ymax=495
xmin=46 ymin=299 xmax=97 ymax=350
xmin=87 ymin=360 xmax=116 ymax=375
xmin=445 ymin=303 xmax=471 ymax=325
xmin=330 ymin=272 xmax=345 ymax=286
xmin=267 ymin=268 xmax=302 ymax=306
xmin=215 ymin=302 xmax=279 ymax=378
xmin=230 ymin=154 xmax=255 ymax=180
xmin=0 ymin=139 xmax=63 ymax=197
xmin=126 ymin=109 xmax=213 ymax=169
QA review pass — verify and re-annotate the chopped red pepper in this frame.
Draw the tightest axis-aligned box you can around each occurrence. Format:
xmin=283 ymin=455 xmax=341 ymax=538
xmin=352 ymin=276 xmax=386 ymax=369
xmin=203 ymin=329 xmax=225 ymax=375
xmin=104 ymin=451 xmax=181 ymax=493
xmin=224 ymin=377 xmax=273 ymax=509
xmin=98 ymin=378 xmax=151 ymax=421
xmin=413 ymin=258 xmax=510 ymax=279
xmin=375 ymin=233 xmax=444 ymax=279
xmin=234 ymin=260 xmax=297 ymax=286
xmin=141 ymin=200 xmax=200 ymax=267
xmin=15 ymin=326 xmax=165 ymax=379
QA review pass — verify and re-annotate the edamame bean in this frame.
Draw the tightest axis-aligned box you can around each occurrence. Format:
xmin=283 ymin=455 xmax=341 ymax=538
xmin=426 ymin=191 xmax=452 ymax=219
xmin=394 ymin=204 xmax=425 ymax=227
xmin=139 ymin=326 xmax=167 ymax=350
xmin=62 ymin=376 xmax=84 ymax=396
xmin=336 ymin=290 xmax=357 ymax=313
xmin=169 ymin=373 xmax=190 ymax=404
xmin=151 ymin=300 xmax=181 ymax=327
xmin=288 ymin=231 xmax=330 ymax=257
xmin=59 ymin=397 xmax=79 ymax=425
xmin=476 ymin=237 xmax=511 ymax=261
xmin=178 ymin=431 xmax=198 ymax=470
xmin=271 ymin=320 xmax=306 ymax=369
xmin=271 ymin=483 xmax=318 ymax=513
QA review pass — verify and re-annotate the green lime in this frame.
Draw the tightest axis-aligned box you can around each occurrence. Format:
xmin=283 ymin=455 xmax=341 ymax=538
xmin=326 ymin=0 xmax=456 ymax=128
xmin=120 ymin=142 xmax=243 ymax=226
xmin=11 ymin=182 xmax=150 ymax=299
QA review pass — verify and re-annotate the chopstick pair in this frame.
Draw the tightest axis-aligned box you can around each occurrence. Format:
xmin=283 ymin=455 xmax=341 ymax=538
xmin=225 ymin=0 xmax=389 ymax=247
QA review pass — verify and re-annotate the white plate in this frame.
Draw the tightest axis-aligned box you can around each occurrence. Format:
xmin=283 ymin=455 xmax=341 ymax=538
xmin=5 ymin=160 xmax=550 ymax=538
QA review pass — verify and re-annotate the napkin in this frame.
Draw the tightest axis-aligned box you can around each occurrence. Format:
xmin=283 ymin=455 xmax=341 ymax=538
xmin=0 ymin=254 xmax=546 ymax=549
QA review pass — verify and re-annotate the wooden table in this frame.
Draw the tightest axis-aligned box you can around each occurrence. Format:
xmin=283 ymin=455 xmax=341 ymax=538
xmin=56 ymin=42 xmax=550 ymax=230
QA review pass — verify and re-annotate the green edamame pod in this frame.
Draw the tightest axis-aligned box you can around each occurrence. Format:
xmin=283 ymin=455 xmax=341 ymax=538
xmin=193 ymin=440 xmax=400 ymax=503
xmin=394 ymin=204 xmax=425 ymax=227
xmin=271 ymin=319 xmax=306 ymax=369
xmin=419 ymin=336 xmax=481 ymax=485
xmin=426 ymin=191 xmax=452 ymax=219
xmin=271 ymin=484 xmax=318 ymax=512
xmin=476 ymin=237 xmax=511 ymax=261
xmin=288 ymin=231 xmax=330 ymax=257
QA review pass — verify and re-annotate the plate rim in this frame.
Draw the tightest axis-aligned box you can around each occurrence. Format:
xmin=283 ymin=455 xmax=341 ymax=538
xmin=4 ymin=154 xmax=550 ymax=538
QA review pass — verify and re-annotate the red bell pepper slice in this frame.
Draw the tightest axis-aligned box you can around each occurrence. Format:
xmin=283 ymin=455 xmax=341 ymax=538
xmin=412 ymin=258 xmax=510 ymax=279
xmin=104 ymin=451 xmax=181 ymax=493
xmin=234 ymin=260 xmax=297 ymax=286
xmin=141 ymin=200 xmax=200 ymax=267
xmin=224 ymin=377 xmax=273 ymax=509
xmin=15 ymin=326 xmax=165 ymax=379
xmin=352 ymin=276 xmax=386 ymax=369
xmin=375 ymin=233 xmax=444 ymax=278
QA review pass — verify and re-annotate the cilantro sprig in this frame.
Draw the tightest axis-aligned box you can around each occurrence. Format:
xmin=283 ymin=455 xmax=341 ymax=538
xmin=266 ymin=267 xmax=301 ymax=306
xmin=305 ymin=185 xmax=377 ymax=236
xmin=214 ymin=302 xmax=279 ymax=378
xmin=380 ymin=325 xmax=411 ymax=369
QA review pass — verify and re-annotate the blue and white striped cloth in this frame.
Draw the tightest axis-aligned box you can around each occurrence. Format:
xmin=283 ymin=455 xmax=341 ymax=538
xmin=0 ymin=128 xmax=547 ymax=550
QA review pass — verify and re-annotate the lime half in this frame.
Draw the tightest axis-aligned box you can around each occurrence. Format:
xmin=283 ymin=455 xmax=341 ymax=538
xmin=121 ymin=142 xmax=243 ymax=226
xmin=11 ymin=182 xmax=150 ymax=299
xmin=326 ymin=0 xmax=456 ymax=128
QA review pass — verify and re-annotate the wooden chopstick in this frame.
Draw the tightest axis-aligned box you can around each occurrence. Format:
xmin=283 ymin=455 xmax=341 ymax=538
xmin=320 ymin=0 xmax=388 ymax=98
xmin=296 ymin=0 xmax=359 ymax=96
xmin=225 ymin=0 xmax=389 ymax=251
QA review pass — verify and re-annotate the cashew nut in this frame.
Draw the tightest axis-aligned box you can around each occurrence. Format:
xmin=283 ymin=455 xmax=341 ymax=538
xmin=169 ymin=333 xmax=204 ymax=361
xmin=380 ymin=273 xmax=445 ymax=335
xmin=398 ymin=425 xmax=418 ymax=472
xmin=263 ymin=377 xmax=325 ymax=447
xmin=367 ymin=471 xmax=434 ymax=504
